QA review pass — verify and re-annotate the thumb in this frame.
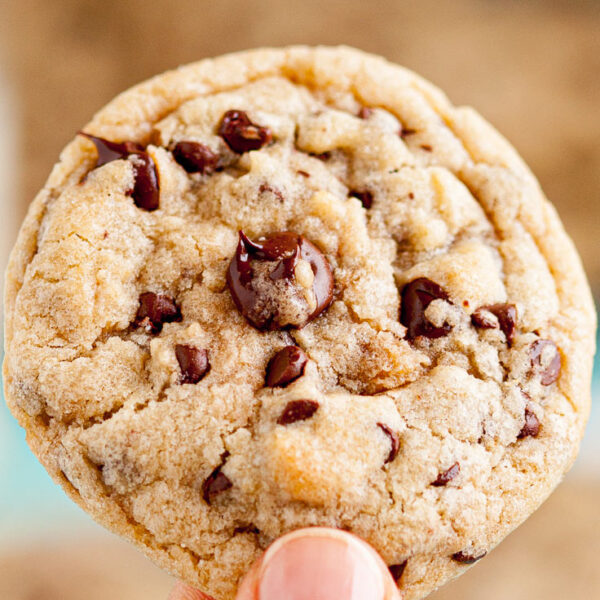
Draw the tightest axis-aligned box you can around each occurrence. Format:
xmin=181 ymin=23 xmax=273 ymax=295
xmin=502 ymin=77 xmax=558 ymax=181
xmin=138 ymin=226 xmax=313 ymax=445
xmin=236 ymin=527 xmax=402 ymax=600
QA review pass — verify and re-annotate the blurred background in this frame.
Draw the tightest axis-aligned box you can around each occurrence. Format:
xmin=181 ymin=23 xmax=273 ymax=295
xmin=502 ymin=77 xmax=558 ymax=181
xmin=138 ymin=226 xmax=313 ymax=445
xmin=0 ymin=1 xmax=598 ymax=598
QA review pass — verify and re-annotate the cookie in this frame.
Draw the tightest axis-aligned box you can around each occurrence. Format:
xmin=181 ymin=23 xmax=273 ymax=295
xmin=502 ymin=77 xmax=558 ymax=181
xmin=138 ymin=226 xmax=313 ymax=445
xmin=3 ymin=46 xmax=596 ymax=599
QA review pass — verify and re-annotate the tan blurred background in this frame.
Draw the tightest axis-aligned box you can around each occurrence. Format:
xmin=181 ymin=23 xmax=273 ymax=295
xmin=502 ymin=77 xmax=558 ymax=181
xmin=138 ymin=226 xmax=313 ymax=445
xmin=0 ymin=1 xmax=598 ymax=599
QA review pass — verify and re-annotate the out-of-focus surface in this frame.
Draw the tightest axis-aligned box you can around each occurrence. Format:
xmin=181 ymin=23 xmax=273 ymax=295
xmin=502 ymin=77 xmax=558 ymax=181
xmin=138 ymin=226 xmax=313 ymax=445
xmin=0 ymin=1 xmax=598 ymax=599
xmin=0 ymin=536 xmax=174 ymax=600
xmin=2 ymin=0 xmax=600 ymax=289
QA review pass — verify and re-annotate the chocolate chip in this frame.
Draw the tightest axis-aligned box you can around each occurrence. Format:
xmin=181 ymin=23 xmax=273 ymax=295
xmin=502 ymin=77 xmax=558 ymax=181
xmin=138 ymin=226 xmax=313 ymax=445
xmin=218 ymin=110 xmax=272 ymax=153
xmin=80 ymin=132 xmax=159 ymax=211
xmin=227 ymin=231 xmax=334 ymax=330
xmin=358 ymin=106 xmax=373 ymax=119
xmin=496 ymin=305 xmax=518 ymax=345
xmin=530 ymin=339 xmax=561 ymax=385
xmin=350 ymin=190 xmax=373 ymax=209
xmin=471 ymin=303 xmax=517 ymax=345
xmin=420 ymin=144 xmax=433 ymax=152
xmin=399 ymin=127 xmax=417 ymax=138
xmin=259 ymin=183 xmax=284 ymax=203
xmin=277 ymin=399 xmax=319 ymax=425
xmin=452 ymin=551 xmax=486 ymax=564
xmin=202 ymin=466 xmax=232 ymax=504
xmin=312 ymin=152 xmax=331 ymax=161
xmin=400 ymin=278 xmax=452 ymax=340
xmin=130 ymin=153 xmax=159 ymax=211
xmin=471 ymin=309 xmax=497 ymax=329
xmin=297 ymin=170 xmax=310 ymax=178
xmin=518 ymin=407 xmax=541 ymax=439
xmin=266 ymin=345 xmax=308 ymax=387
xmin=388 ymin=561 xmax=408 ymax=582
xmin=432 ymin=462 xmax=460 ymax=486
xmin=234 ymin=524 xmax=260 ymax=535
xmin=172 ymin=141 xmax=219 ymax=174
xmin=175 ymin=345 xmax=210 ymax=384
xmin=377 ymin=423 xmax=400 ymax=464
xmin=134 ymin=292 xmax=181 ymax=334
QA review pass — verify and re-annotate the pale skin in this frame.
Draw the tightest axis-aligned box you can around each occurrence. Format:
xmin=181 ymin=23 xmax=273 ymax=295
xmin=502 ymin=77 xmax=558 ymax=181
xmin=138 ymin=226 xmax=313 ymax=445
xmin=168 ymin=528 xmax=402 ymax=600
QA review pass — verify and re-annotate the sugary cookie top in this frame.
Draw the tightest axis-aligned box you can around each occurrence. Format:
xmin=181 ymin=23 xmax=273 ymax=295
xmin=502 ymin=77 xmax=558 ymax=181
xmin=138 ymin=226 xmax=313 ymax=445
xmin=3 ymin=47 xmax=595 ymax=600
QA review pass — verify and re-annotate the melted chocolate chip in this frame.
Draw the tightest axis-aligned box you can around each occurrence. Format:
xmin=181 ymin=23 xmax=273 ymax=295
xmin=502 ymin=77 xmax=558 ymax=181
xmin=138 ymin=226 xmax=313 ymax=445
xmin=265 ymin=345 xmax=308 ymax=387
xmin=471 ymin=303 xmax=517 ymax=345
xmin=432 ymin=462 xmax=460 ymax=486
xmin=175 ymin=345 xmax=210 ymax=384
xmin=400 ymin=278 xmax=452 ymax=340
xmin=135 ymin=292 xmax=181 ymax=333
xmin=358 ymin=106 xmax=373 ymax=119
xmin=530 ymin=339 xmax=561 ymax=385
xmin=172 ymin=141 xmax=219 ymax=174
xmin=350 ymin=190 xmax=374 ymax=209
xmin=420 ymin=144 xmax=433 ymax=152
xmin=297 ymin=170 xmax=310 ymax=178
xmin=81 ymin=133 xmax=144 ymax=167
xmin=518 ymin=407 xmax=541 ymax=439
xmin=377 ymin=423 xmax=400 ymax=464
xmin=388 ymin=561 xmax=408 ymax=582
xmin=218 ymin=110 xmax=272 ymax=153
xmin=277 ymin=399 xmax=319 ymax=425
xmin=202 ymin=466 xmax=232 ymax=504
xmin=227 ymin=231 xmax=334 ymax=330
xmin=80 ymin=132 xmax=159 ymax=211
xmin=452 ymin=551 xmax=487 ymax=564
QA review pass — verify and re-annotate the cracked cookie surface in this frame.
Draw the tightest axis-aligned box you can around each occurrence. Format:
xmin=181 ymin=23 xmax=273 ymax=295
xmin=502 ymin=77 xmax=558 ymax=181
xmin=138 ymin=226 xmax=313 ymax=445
xmin=3 ymin=46 xmax=596 ymax=600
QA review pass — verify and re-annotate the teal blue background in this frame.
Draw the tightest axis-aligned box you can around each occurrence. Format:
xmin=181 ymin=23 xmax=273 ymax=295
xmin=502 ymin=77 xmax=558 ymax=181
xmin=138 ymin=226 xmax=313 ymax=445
xmin=0 ymin=374 xmax=95 ymax=543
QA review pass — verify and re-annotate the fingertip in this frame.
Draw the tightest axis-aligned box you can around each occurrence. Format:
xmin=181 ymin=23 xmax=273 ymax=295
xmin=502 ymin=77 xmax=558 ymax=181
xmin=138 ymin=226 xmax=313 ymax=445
xmin=168 ymin=581 xmax=214 ymax=600
xmin=235 ymin=557 xmax=262 ymax=600
xmin=235 ymin=527 xmax=402 ymax=600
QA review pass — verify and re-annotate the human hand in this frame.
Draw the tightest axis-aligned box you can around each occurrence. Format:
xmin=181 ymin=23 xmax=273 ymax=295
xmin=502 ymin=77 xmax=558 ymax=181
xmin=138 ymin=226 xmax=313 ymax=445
xmin=168 ymin=527 xmax=402 ymax=600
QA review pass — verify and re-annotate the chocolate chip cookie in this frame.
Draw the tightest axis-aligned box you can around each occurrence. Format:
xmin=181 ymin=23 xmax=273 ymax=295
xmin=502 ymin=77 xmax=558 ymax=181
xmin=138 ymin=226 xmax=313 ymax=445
xmin=3 ymin=47 xmax=596 ymax=599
